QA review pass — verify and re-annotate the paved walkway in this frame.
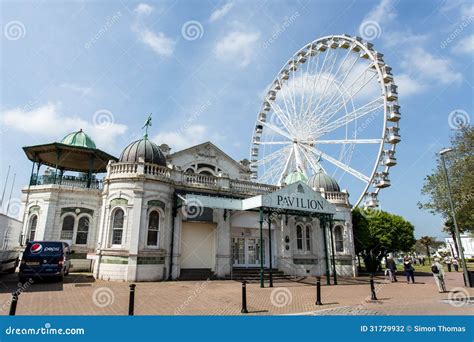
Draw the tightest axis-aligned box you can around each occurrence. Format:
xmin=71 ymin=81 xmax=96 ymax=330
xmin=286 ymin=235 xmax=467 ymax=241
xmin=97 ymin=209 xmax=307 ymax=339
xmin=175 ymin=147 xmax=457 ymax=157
xmin=0 ymin=271 xmax=472 ymax=315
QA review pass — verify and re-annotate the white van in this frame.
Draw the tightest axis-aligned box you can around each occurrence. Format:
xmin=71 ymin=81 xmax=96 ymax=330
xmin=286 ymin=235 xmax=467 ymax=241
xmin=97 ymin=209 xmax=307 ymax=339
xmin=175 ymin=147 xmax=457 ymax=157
xmin=0 ymin=213 xmax=22 ymax=273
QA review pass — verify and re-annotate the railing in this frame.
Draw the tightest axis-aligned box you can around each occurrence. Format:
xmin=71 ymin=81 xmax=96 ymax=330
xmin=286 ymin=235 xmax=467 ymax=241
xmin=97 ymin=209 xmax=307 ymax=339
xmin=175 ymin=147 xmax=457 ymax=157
xmin=144 ymin=164 xmax=171 ymax=178
xmin=109 ymin=163 xmax=138 ymax=174
xmin=106 ymin=162 xmax=349 ymax=203
xmin=60 ymin=230 xmax=74 ymax=240
xmin=229 ymin=179 xmax=279 ymax=195
xmin=182 ymin=173 xmax=217 ymax=187
xmin=323 ymin=191 xmax=349 ymax=204
xmin=31 ymin=175 xmax=102 ymax=190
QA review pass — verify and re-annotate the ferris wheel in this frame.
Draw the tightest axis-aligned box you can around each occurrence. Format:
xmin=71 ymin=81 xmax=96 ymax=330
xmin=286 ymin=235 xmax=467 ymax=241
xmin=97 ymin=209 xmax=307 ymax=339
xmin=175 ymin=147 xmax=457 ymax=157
xmin=249 ymin=34 xmax=401 ymax=208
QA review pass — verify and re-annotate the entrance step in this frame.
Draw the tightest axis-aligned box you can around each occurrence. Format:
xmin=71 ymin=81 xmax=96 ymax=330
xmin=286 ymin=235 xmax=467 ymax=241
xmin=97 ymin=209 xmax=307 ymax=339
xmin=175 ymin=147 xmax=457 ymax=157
xmin=179 ymin=268 xmax=216 ymax=281
xmin=225 ymin=268 xmax=296 ymax=282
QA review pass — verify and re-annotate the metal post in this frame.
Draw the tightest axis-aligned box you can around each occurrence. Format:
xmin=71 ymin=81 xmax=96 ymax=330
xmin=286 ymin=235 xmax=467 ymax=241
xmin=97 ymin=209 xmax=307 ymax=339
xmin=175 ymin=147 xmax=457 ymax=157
xmin=315 ymin=277 xmax=322 ymax=305
xmin=259 ymin=207 xmax=264 ymax=288
xmin=128 ymin=284 xmax=136 ymax=315
xmin=35 ymin=163 xmax=41 ymax=185
xmin=329 ymin=220 xmax=338 ymax=285
xmin=6 ymin=174 xmax=16 ymax=216
xmin=0 ymin=165 xmax=10 ymax=207
xmin=370 ymin=275 xmax=377 ymax=300
xmin=9 ymin=292 xmax=19 ymax=316
xmin=268 ymin=213 xmax=273 ymax=288
xmin=440 ymin=150 xmax=470 ymax=287
xmin=241 ymin=281 xmax=248 ymax=314
xmin=321 ymin=217 xmax=331 ymax=285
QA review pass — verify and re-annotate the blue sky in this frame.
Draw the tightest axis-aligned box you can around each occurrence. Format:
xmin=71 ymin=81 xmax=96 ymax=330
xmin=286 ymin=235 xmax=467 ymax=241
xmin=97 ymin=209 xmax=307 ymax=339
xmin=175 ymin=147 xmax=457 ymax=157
xmin=1 ymin=0 xmax=473 ymax=239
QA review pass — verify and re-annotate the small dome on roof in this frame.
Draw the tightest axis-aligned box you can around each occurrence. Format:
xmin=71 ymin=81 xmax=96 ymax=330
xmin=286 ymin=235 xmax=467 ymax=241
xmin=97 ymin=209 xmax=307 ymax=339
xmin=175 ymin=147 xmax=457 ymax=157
xmin=61 ymin=129 xmax=96 ymax=149
xmin=284 ymin=170 xmax=308 ymax=185
xmin=119 ymin=138 xmax=166 ymax=166
xmin=307 ymin=171 xmax=341 ymax=192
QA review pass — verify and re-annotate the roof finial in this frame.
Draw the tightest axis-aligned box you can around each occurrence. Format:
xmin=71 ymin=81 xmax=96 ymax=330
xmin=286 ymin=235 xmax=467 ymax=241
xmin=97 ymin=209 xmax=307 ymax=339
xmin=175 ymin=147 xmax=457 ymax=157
xmin=142 ymin=113 xmax=152 ymax=139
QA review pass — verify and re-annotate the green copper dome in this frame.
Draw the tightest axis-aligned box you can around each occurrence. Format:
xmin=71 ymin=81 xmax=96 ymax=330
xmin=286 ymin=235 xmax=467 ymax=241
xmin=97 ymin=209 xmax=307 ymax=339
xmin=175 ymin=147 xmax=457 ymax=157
xmin=61 ymin=129 xmax=96 ymax=149
xmin=284 ymin=170 xmax=308 ymax=185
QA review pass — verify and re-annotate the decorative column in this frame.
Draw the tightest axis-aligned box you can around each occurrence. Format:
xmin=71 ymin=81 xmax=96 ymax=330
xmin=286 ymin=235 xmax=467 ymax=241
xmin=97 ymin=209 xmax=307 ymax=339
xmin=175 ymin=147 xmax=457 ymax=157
xmin=215 ymin=209 xmax=231 ymax=278
xmin=127 ymin=189 xmax=144 ymax=282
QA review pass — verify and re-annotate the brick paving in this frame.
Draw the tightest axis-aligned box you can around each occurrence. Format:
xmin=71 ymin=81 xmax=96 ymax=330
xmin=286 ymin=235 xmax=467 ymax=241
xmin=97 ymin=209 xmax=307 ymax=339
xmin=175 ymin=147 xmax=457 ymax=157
xmin=0 ymin=271 xmax=472 ymax=316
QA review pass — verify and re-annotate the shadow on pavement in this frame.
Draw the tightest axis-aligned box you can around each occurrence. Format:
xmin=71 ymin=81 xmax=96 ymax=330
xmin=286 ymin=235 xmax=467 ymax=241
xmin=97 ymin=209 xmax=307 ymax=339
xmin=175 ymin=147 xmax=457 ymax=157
xmin=0 ymin=272 xmax=95 ymax=293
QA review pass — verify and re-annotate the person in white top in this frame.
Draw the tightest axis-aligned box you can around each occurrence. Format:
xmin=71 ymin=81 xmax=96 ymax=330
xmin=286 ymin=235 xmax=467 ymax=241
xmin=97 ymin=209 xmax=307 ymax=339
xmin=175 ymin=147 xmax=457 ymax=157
xmin=431 ymin=258 xmax=446 ymax=293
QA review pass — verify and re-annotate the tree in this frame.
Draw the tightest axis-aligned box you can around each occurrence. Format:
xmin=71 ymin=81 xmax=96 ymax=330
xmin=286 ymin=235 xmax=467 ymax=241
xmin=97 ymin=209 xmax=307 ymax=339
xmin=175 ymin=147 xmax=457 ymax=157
xmin=352 ymin=208 xmax=416 ymax=273
xmin=416 ymin=236 xmax=443 ymax=263
xmin=419 ymin=126 xmax=474 ymax=240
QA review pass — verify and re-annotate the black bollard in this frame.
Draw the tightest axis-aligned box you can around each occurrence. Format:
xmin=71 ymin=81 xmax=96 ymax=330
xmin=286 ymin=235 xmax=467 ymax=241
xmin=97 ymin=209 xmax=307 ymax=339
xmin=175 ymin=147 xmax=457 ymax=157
xmin=128 ymin=284 xmax=136 ymax=316
xmin=315 ymin=277 xmax=322 ymax=306
xmin=370 ymin=275 xmax=377 ymax=300
xmin=241 ymin=281 xmax=248 ymax=314
xmin=9 ymin=292 xmax=19 ymax=316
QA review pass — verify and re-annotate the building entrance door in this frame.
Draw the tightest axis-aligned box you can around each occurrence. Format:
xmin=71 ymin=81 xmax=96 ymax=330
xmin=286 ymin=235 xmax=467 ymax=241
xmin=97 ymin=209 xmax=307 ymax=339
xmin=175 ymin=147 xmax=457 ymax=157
xmin=232 ymin=237 xmax=267 ymax=267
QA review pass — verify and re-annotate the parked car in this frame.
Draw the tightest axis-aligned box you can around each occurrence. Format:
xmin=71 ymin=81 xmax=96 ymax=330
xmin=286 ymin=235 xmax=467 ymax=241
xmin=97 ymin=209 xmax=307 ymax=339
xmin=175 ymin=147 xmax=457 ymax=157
xmin=19 ymin=241 xmax=72 ymax=282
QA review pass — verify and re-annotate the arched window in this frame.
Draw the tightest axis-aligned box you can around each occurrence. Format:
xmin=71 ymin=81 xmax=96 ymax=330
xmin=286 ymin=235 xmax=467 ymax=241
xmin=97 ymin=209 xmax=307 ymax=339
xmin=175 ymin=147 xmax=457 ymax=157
xmin=305 ymin=225 xmax=311 ymax=251
xmin=28 ymin=215 xmax=38 ymax=241
xmin=75 ymin=216 xmax=90 ymax=245
xmin=60 ymin=215 xmax=75 ymax=240
xmin=111 ymin=209 xmax=124 ymax=245
xmin=296 ymin=224 xmax=303 ymax=250
xmin=334 ymin=226 xmax=344 ymax=252
xmin=147 ymin=211 xmax=160 ymax=246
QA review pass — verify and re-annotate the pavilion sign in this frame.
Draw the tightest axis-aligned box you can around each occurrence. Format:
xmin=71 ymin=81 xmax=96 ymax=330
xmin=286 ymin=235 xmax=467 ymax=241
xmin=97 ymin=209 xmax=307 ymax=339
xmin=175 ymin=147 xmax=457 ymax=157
xmin=242 ymin=181 xmax=337 ymax=214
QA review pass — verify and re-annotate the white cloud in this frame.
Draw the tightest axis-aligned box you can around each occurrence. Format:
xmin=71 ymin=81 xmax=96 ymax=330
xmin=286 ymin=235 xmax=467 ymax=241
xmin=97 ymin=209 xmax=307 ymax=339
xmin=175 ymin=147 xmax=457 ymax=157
xmin=0 ymin=102 xmax=127 ymax=148
xmin=209 ymin=2 xmax=234 ymax=22
xmin=134 ymin=3 xmax=153 ymax=16
xmin=400 ymin=47 xmax=463 ymax=85
xmin=461 ymin=3 xmax=474 ymax=18
xmin=396 ymin=73 xmax=425 ymax=96
xmin=152 ymin=125 xmax=221 ymax=151
xmin=214 ymin=30 xmax=260 ymax=67
xmin=364 ymin=0 xmax=397 ymax=23
xmin=454 ymin=34 xmax=474 ymax=54
xmin=136 ymin=28 xmax=175 ymax=57
xmin=60 ymin=83 xmax=92 ymax=96
xmin=131 ymin=3 xmax=175 ymax=58
xmin=382 ymin=31 xmax=428 ymax=48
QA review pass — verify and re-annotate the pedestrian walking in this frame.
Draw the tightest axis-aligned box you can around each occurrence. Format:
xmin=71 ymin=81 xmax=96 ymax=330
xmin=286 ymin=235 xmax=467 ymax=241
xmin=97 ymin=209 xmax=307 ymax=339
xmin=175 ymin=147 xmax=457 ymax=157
xmin=431 ymin=258 xmax=446 ymax=293
xmin=421 ymin=256 xmax=425 ymax=266
xmin=403 ymin=258 xmax=415 ymax=284
xmin=386 ymin=255 xmax=398 ymax=282
xmin=452 ymin=258 xmax=459 ymax=272
xmin=444 ymin=256 xmax=452 ymax=272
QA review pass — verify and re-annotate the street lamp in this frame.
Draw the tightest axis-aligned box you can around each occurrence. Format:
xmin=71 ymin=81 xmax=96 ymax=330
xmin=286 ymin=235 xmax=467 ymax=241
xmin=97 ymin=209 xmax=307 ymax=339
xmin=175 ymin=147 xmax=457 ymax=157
xmin=439 ymin=148 xmax=470 ymax=287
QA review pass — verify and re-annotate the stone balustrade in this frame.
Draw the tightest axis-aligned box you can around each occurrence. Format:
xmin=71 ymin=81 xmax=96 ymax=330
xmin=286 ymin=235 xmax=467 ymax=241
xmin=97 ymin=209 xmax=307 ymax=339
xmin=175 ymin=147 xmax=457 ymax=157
xmin=106 ymin=161 xmax=349 ymax=203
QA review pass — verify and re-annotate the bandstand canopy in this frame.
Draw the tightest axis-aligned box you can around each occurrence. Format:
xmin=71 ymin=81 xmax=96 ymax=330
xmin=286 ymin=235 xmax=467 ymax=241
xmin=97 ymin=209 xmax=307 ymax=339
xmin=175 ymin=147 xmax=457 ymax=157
xmin=22 ymin=130 xmax=117 ymax=173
